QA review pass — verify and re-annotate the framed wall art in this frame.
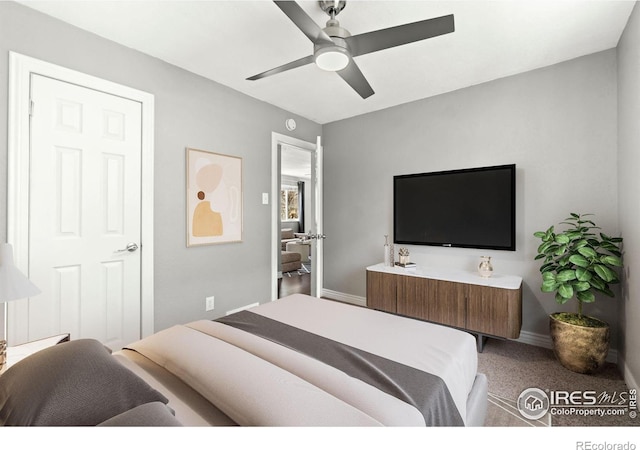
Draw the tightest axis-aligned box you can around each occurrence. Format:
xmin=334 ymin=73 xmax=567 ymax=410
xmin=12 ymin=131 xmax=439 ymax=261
xmin=186 ymin=147 xmax=243 ymax=246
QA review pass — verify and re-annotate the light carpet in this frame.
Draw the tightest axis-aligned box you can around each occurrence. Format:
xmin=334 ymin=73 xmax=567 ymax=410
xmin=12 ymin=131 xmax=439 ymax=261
xmin=485 ymin=393 xmax=551 ymax=427
xmin=477 ymin=338 xmax=638 ymax=427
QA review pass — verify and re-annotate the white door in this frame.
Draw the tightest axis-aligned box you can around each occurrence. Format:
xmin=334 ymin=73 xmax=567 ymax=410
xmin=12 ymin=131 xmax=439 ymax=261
xmin=11 ymin=74 xmax=143 ymax=349
xmin=311 ymin=136 xmax=324 ymax=297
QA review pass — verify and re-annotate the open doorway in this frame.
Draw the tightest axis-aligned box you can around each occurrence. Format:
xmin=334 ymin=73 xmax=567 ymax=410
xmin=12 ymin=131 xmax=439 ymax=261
xmin=271 ymin=133 xmax=323 ymax=301
xmin=279 ymin=144 xmax=312 ymax=297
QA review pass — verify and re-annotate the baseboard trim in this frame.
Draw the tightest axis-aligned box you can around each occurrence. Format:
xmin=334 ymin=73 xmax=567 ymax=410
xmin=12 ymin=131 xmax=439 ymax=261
xmin=322 ymin=289 xmax=619 ymax=364
xmin=515 ymin=330 xmax=554 ymax=350
xmin=321 ymin=289 xmax=367 ymax=307
xmin=226 ymin=302 xmax=260 ymax=316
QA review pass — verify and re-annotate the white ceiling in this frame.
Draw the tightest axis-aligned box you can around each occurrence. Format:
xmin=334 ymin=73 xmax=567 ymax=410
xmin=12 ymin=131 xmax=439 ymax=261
xmin=281 ymin=144 xmax=312 ymax=179
xmin=20 ymin=0 xmax=635 ymax=124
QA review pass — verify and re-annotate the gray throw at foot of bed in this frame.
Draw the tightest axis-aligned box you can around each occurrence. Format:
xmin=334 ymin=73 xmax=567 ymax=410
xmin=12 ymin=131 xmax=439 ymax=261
xmin=216 ymin=310 xmax=463 ymax=426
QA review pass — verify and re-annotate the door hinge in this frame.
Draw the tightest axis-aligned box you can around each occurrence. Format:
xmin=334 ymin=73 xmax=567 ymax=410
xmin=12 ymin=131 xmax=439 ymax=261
xmin=29 ymin=99 xmax=35 ymax=117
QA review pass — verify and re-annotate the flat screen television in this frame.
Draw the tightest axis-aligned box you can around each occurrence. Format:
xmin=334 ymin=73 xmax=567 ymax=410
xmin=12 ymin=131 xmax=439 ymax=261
xmin=394 ymin=164 xmax=516 ymax=251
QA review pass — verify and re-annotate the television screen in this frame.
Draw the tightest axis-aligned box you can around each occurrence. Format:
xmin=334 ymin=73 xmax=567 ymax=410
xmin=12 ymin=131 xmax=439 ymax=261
xmin=393 ymin=164 xmax=516 ymax=251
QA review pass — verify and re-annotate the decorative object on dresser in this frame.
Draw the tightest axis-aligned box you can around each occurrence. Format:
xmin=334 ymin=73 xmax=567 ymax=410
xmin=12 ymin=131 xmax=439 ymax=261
xmin=478 ymin=256 xmax=493 ymax=278
xmin=0 ymin=243 xmax=41 ymax=371
xmin=366 ymin=263 xmax=522 ymax=352
xmin=397 ymin=247 xmax=411 ymax=265
xmin=533 ymin=213 xmax=623 ymax=374
xmin=384 ymin=235 xmax=391 ymax=267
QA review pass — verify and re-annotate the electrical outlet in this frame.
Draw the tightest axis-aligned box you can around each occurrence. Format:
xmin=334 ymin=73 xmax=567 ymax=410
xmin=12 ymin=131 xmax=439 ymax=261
xmin=206 ymin=296 xmax=215 ymax=311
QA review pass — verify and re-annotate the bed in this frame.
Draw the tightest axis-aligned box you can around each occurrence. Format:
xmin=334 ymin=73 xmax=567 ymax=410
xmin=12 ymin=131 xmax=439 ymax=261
xmin=0 ymin=294 xmax=487 ymax=427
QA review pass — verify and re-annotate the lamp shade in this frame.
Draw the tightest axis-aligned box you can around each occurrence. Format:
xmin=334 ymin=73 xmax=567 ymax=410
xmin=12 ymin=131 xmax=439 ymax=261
xmin=0 ymin=243 xmax=41 ymax=302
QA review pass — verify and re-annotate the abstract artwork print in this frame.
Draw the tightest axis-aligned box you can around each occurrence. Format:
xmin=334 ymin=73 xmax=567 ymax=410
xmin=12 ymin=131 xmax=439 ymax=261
xmin=186 ymin=148 xmax=242 ymax=246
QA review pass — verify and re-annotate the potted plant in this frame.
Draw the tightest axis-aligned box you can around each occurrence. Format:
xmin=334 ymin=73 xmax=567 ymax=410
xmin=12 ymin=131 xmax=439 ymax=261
xmin=533 ymin=213 xmax=623 ymax=374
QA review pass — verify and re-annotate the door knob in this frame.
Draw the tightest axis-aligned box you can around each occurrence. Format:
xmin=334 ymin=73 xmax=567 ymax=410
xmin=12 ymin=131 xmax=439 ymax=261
xmin=116 ymin=242 xmax=139 ymax=253
xmin=307 ymin=233 xmax=327 ymax=240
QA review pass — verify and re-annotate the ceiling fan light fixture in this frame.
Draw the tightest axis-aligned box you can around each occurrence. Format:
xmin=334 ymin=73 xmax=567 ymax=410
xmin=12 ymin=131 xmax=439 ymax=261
xmin=248 ymin=1 xmax=454 ymax=99
xmin=314 ymin=46 xmax=350 ymax=71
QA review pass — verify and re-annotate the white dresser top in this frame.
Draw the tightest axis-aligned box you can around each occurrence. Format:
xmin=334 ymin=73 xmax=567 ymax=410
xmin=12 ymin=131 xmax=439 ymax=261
xmin=367 ymin=263 xmax=522 ymax=290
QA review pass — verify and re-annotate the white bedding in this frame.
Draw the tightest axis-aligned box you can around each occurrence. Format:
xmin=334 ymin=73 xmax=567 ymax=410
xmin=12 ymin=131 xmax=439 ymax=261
xmin=125 ymin=294 xmax=479 ymax=426
xmin=188 ymin=320 xmax=426 ymax=425
xmin=249 ymin=294 xmax=478 ymax=422
xmin=127 ymin=324 xmax=382 ymax=426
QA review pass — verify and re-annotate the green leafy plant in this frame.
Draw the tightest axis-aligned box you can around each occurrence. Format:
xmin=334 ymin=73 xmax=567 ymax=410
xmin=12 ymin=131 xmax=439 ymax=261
xmin=533 ymin=213 xmax=623 ymax=320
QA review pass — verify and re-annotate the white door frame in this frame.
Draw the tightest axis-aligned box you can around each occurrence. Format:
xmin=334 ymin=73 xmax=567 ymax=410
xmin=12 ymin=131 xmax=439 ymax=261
xmin=7 ymin=52 xmax=155 ymax=339
xmin=271 ymin=133 xmax=322 ymax=300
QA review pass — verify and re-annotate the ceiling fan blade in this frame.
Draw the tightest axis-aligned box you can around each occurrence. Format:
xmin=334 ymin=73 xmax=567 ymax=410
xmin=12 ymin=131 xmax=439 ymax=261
xmin=346 ymin=14 xmax=454 ymax=57
xmin=337 ymin=60 xmax=374 ymax=99
xmin=274 ymin=1 xmax=334 ymax=46
xmin=247 ymin=55 xmax=315 ymax=81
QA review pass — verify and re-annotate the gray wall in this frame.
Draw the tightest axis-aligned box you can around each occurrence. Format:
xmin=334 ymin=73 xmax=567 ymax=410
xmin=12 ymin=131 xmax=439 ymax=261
xmin=0 ymin=2 xmax=321 ymax=332
xmin=617 ymin=2 xmax=640 ymax=389
xmin=322 ymin=50 xmax=620 ymax=347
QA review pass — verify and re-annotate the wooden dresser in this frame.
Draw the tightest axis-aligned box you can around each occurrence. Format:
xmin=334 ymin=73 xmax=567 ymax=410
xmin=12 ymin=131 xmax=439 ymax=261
xmin=366 ymin=263 xmax=522 ymax=351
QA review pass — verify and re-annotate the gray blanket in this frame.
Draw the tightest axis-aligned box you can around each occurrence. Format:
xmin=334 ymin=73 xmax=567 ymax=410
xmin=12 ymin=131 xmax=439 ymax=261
xmin=217 ymin=310 xmax=463 ymax=426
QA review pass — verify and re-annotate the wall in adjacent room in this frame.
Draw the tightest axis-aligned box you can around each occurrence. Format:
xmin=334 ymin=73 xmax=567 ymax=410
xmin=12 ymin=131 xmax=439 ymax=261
xmin=281 ymin=175 xmax=312 ymax=234
xmin=322 ymin=50 xmax=620 ymax=347
xmin=617 ymin=1 xmax=640 ymax=389
xmin=0 ymin=2 xmax=321 ymax=333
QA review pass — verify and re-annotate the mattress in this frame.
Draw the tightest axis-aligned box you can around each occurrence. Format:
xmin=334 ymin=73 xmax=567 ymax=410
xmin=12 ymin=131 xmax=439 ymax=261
xmin=117 ymin=294 xmax=483 ymax=426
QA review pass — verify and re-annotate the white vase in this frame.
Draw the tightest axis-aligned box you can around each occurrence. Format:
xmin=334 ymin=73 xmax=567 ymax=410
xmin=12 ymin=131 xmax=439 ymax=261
xmin=478 ymin=256 xmax=493 ymax=278
xmin=384 ymin=235 xmax=391 ymax=266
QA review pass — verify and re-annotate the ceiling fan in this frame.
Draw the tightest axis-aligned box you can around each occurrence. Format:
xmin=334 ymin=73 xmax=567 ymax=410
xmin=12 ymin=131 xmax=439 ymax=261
xmin=247 ymin=0 xmax=455 ymax=99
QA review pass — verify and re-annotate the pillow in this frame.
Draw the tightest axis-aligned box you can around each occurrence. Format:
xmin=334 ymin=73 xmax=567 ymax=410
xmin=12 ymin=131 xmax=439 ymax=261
xmin=281 ymin=228 xmax=294 ymax=239
xmin=0 ymin=339 xmax=168 ymax=426
xmin=98 ymin=402 xmax=182 ymax=427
